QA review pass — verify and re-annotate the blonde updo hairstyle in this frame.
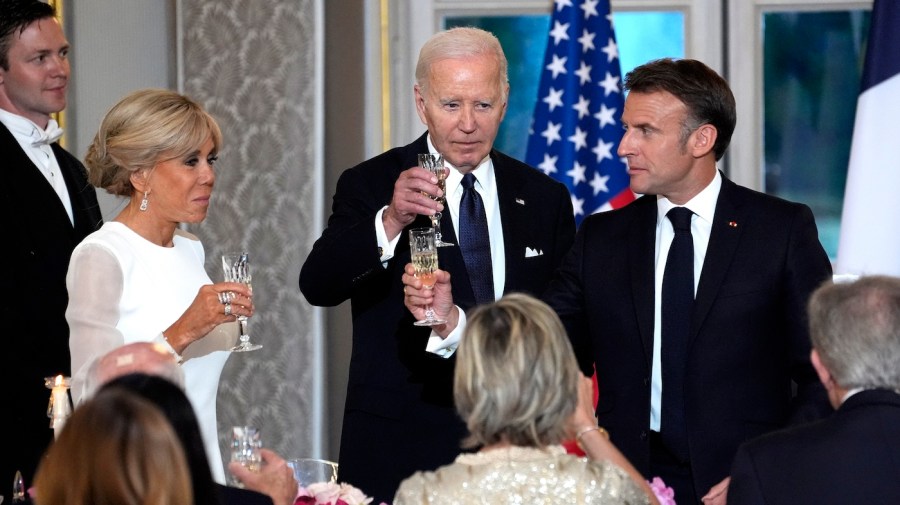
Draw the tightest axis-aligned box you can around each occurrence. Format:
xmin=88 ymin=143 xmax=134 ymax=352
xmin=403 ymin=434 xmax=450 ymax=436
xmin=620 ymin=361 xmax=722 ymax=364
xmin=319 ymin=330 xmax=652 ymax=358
xmin=85 ymin=88 xmax=222 ymax=196
xmin=454 ymin=293 xmax=581 ymax=449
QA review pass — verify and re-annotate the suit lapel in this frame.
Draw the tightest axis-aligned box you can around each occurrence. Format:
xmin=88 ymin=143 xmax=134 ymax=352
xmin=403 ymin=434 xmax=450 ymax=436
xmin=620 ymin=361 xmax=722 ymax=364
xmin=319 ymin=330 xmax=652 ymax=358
xmin=494 ymin=154 xmax=528 ymax=295
xmin=53 ymin=144 xmax=102 ymax=236
xmin=691 ymin=177 xmax=745 ymax=340
xmin=2 ymin=125 xmax=76 ymax=239
xmin=629 ymin=196 xmax=658 ymax=363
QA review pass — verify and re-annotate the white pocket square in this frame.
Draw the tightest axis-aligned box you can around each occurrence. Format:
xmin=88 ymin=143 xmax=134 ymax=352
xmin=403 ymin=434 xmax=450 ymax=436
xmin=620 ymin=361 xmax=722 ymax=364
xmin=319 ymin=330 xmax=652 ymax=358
xmin=525 ymin=247 xmax=543 ymax=258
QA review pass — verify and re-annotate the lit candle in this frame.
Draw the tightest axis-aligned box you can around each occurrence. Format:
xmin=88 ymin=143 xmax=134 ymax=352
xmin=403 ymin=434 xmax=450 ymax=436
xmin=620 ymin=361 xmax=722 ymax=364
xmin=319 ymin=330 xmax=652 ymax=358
xmin=45 ymin=375 xmax=73 ymax=439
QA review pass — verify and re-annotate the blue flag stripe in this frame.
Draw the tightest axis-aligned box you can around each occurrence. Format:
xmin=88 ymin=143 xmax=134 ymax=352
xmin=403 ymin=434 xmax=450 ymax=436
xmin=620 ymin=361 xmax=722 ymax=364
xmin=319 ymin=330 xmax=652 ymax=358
xmin=861 ymin=0 xmax=900 ymax=92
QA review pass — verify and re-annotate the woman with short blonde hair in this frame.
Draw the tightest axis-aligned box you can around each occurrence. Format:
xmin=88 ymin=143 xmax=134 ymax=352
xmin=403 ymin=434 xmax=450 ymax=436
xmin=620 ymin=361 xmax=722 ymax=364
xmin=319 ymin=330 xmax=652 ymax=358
xmin=396 ymin=293 xmax=657 ymax=504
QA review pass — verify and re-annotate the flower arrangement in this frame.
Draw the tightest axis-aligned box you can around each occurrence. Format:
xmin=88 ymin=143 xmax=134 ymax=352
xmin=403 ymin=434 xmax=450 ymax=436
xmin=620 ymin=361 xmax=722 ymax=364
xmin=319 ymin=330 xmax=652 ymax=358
xmin=294 ymin=482 xmax=387 ymax=505
xmin=648 ymin=476 xmax=676 ymax=505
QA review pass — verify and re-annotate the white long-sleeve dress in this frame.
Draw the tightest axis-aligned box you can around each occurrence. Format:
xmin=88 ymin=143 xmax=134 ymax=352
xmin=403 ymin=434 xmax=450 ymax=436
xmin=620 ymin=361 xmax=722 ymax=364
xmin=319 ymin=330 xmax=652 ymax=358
xmin=67 ymin=221 xmax=235 ymax=483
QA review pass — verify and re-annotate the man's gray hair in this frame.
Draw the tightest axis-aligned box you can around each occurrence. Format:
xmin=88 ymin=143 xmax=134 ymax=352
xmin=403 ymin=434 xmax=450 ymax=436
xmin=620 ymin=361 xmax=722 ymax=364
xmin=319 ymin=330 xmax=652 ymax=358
xmin=808 ymin=275 xmax=900 ymax=391
xmin=414 ymin=27 xmax=509 ymax=101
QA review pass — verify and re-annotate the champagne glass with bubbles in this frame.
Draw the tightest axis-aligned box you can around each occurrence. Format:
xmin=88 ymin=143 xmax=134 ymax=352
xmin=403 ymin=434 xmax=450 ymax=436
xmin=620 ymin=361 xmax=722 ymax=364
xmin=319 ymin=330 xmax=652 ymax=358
xmin=409 ymin=227 xmax=446 ymax=326
xmin=222 ymin=252 xmax=261 ymax=352
xmin=418 ymin=153 xmax=454 ymax=247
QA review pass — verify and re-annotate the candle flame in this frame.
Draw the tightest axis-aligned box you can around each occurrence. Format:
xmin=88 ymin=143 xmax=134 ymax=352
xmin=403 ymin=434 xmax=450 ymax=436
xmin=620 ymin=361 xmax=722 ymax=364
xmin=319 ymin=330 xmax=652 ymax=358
xmin=55 ymin=374 xmax=64 ymax=387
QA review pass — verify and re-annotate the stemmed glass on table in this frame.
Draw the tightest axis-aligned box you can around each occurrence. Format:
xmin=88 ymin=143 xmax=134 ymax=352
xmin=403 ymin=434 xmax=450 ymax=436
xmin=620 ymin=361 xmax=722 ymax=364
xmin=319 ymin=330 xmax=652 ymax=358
xmin=222 ymin=252 xmax=261 ymax=352
xmin=230 ymin=425 xmax=262 ymax=488
xmin=418 ymin=153 xmax=454 ymax=247
xmin=409 ymin=227 xmax=446 ymax=327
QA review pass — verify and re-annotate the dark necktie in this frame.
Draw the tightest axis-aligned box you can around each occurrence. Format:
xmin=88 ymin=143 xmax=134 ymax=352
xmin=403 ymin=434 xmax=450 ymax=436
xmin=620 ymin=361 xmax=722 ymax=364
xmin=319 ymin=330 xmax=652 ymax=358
xmin=661 ymin=206 xmax=694 ymax=461
xmin=459 ymin=173 xmax=494 ymax=305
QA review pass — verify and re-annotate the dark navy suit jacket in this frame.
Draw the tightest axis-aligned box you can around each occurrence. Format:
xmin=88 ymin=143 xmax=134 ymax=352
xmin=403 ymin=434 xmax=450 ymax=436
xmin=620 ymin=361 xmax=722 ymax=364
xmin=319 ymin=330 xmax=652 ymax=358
xmin=543 ymin=175 xmax=833 ymax=497
xmin=729 ymin=389 xmax=900 ymax=505
xmin=300 ymin=133 xmax=575 ymax=501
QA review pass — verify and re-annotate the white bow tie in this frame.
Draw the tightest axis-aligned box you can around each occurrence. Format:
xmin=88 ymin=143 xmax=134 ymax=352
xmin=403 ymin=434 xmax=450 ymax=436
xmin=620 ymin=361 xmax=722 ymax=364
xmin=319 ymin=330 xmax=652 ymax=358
xmin=32 ymin=121 xmax=64 ymax=147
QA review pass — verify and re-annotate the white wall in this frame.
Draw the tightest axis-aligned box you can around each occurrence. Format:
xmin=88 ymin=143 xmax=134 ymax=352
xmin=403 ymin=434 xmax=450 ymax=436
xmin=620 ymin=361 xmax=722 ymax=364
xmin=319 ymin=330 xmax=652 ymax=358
xmin=66 ymin=0 xmax=176 ymax=220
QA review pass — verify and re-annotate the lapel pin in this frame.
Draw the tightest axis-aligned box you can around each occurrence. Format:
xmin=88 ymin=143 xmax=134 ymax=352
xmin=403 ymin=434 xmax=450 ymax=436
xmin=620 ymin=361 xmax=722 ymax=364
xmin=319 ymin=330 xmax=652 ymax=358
xmin=728 ymin=221 xmax=738 ymax=228
xmin=516 ymin=198 xmax=525 ymax=205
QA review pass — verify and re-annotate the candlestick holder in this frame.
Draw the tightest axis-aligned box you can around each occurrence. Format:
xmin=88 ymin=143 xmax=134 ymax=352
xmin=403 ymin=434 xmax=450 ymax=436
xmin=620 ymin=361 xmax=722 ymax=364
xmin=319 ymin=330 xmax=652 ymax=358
xmin=45 ymin=375 xmax=73 ymax=437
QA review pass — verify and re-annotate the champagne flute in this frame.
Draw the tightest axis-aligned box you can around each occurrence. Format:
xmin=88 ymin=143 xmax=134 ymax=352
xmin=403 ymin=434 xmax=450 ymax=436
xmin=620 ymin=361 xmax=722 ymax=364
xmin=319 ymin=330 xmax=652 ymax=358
xmin=222 ymin=252 xmax=262 ymax=352
xmin=418 ymin=153 xmax=454 ymax=247
xmin=229 ymin=425 xmax=262 ymax=488
xmin=11 ymin=471 xmax=24 ymax=503
xmin=409 ymin=227 xmax=447 ymax=326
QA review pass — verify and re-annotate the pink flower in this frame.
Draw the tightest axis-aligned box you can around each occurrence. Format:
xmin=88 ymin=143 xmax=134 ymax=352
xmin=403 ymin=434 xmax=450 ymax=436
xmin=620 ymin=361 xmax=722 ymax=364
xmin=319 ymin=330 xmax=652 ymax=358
xmin=648 ymin=476 xmax=677 ymax=505
xmin=293 ymin=482 xmax=374 ymax=505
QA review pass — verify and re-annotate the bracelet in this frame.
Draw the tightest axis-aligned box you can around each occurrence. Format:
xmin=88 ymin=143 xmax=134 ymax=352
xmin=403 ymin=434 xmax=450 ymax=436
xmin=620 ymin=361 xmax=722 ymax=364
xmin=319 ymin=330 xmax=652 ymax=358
xmin=576 ymin=426 xmax=609 ymax=443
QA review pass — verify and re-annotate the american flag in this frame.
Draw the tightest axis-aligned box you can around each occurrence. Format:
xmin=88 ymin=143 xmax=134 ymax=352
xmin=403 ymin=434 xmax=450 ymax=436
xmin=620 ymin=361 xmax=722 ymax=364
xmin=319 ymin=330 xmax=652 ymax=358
xmin=525 ymin=0 xmax=634 ymax=225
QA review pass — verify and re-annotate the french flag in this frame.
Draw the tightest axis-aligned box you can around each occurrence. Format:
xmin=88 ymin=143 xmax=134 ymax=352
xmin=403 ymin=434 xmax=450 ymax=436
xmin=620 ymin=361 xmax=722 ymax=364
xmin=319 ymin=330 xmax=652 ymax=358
xmin=836 ymin=0 xmax=900 ymax=276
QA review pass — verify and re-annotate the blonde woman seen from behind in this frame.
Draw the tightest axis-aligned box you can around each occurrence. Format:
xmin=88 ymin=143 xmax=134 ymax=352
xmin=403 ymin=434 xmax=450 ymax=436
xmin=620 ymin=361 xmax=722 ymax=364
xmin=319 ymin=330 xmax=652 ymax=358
xmin=394 ymin=293 xmax=657 ymax=504
xmin=33 ymin=387 xmax=193 ymax=505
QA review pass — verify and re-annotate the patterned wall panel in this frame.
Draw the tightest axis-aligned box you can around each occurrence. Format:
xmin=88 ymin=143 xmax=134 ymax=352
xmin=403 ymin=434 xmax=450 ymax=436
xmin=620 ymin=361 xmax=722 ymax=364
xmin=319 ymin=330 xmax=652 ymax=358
xmin=180 ymin=0 xmax=323 ymax=466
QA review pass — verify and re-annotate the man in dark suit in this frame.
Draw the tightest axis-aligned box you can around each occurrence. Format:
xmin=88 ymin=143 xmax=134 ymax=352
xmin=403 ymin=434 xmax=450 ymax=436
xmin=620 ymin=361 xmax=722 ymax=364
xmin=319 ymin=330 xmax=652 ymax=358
xmin=729 ymin=275 xmax=900 ymax=505
xmin=0 ymin=0 xmax=102 ymax=489
xmin=408 ymin=57 xmax=833 ymax=504
xmin=300 ymin=27 xmax=575 ymax=502
xmin=542 ymin=58 xmax=833 ymax=504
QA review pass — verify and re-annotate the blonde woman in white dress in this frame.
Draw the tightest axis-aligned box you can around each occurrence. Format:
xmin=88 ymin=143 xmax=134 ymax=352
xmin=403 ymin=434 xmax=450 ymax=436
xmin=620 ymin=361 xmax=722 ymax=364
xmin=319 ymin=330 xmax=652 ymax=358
xmin=66 ymin=88 xmax=253 ymax=483
xmin=395 ymin=293 xmax=657 ymax=504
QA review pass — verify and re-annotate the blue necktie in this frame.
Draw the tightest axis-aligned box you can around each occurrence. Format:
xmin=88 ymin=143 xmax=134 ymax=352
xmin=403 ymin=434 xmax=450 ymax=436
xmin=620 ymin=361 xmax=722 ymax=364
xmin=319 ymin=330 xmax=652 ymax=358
xmin=661 ymin=206 xmax=694 ymax=461
xmin=459 ymin=173 xmax=494 ymax=305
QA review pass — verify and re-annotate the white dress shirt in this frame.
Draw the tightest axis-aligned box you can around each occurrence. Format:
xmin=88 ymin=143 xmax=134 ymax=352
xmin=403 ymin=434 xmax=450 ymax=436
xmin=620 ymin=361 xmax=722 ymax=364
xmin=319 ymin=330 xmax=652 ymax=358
xmin=649 ymin=170 xmax=722 ymax=431
xmin=0 ymin=108 xmax=73 ymax=224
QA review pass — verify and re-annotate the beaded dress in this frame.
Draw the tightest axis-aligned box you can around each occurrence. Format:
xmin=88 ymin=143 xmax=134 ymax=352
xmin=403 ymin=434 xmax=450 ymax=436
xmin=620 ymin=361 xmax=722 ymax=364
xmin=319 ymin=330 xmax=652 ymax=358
xmin=394 ymin=445 xmax=650 ymax=504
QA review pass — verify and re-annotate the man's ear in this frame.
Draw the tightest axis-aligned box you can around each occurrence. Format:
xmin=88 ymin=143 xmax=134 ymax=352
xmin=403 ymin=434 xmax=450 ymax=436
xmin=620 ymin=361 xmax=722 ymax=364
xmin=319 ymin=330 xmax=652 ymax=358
xmin=414 ymin=84 xmax=428 ymax=126
xmin=690 ymin=124 xmax=718 ymax=158
xmin=811 ymin=349 xmax=832 ymax=388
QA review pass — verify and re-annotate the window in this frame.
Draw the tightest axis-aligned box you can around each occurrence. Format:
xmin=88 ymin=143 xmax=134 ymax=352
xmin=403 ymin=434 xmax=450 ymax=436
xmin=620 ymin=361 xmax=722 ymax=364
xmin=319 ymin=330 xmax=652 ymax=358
xmin=445 ymin=12 xmax=685 ymax=161
xmin=729 ymin=1 xmax=873 ymax=259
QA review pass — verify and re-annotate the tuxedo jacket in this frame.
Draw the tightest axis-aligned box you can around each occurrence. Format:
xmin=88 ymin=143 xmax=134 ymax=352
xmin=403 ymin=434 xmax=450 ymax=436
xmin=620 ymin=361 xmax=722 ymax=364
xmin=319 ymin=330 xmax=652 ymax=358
xmin=543 ymin=175 xmax=832 ymax=497
xmin=1 ymin=124 xmax=102 ymax=487
xmin=729 ymin=389 xmax=900 ymax=505
xmin=300 ymin=133 xmax=575 ymax=501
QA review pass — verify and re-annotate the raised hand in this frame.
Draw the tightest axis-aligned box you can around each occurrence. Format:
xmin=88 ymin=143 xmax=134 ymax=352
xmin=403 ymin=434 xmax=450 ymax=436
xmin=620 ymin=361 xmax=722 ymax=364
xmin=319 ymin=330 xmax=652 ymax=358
xmin=382 ymin=166 xmax=444 ymax=240
xmin=162 ymin=282 xmax=253 ymax=354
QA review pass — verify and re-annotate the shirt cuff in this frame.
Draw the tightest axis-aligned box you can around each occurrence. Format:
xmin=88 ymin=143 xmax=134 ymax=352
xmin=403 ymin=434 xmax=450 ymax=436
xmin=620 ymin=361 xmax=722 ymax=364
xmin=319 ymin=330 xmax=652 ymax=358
xmin=156 ymin=333 xmax=184 ymax=364
xmin=375 ymin=206 xmax=401 ymax=265
xmin=425 ymin=307 xmax=466 ymax=358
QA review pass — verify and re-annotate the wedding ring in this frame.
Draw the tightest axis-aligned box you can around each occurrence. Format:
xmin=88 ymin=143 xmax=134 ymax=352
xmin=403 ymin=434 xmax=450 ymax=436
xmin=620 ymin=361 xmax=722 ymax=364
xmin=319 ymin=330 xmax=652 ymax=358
xmin=218 ymin=292 xmax=227 ymax=304
xmin=224 ymin=303 xmax=233 ymax=316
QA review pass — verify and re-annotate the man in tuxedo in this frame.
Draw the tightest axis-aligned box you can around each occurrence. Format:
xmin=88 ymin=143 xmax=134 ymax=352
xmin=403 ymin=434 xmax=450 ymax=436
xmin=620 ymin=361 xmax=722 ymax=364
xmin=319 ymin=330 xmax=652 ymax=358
xmin=405 ymin=58 xmax=832 ymax=504
xmin=0 ymin=0 xmax=102 ymax=489
xmin=728 ymin=275 xmax=900 ymax=505
xmin=300 ymin=27 xmax=575 ymax=502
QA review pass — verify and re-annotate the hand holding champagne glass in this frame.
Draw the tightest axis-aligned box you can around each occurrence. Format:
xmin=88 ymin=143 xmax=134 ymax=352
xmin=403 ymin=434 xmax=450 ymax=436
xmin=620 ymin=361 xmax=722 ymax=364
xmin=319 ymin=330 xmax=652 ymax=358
xmin=222 ymin=252 xmax=262 ymax=352
xmin=230 ymin=426 xmax=262 ymax=488
xmin=418 ymin=153 xmax=454 ymax=247
xmin=409 ymin=227 xmax=447 ymax=326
